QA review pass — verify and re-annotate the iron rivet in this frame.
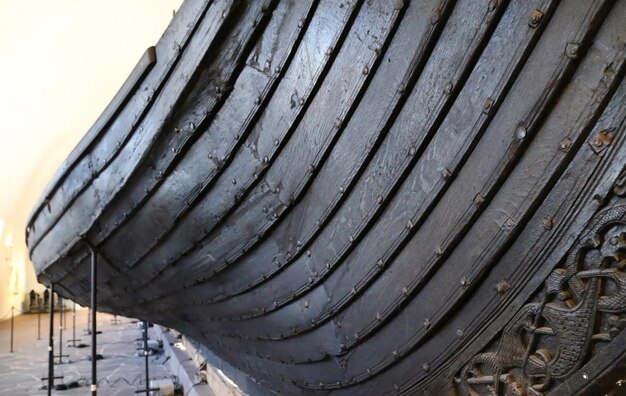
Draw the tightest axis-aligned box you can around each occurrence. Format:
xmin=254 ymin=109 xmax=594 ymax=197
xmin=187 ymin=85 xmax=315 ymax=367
xmin=430 ymin=7 xmax=441 ymax=24
xmin=593 ymin=137 xmax=603 ymax=147
xmin=559 ymin=137 xmax=572 ymax=151
xmin=543 ymin=215 xmax=554 ymax=230
xmin=528 ymin=9 xmax=544 ymax=28
xmin=495 ymin=279 xmax=511 ymax=294
xmin=392 ymin=0 xmax=405 ymax=10
xmin=566 ymin=42 xmax=580 ymax=58
xmin=482 ymin=98 xmax=494 ymax=114
xmin=593 ymin=194 xmax=604 ymax=205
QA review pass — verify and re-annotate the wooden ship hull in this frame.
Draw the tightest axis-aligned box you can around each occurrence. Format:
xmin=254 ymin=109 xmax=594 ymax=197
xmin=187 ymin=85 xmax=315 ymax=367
xmin=27 ymin=0 xmax=626 ymax=394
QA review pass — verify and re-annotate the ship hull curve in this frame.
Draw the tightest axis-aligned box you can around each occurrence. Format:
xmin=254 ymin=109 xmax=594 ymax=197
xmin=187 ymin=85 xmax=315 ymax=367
xmin=28 ymin=0 xmax=626 ymax=394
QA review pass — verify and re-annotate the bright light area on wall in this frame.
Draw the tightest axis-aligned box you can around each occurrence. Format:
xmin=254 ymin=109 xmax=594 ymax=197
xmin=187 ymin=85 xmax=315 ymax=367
xmin=0 ymin=218 xmax=4 ymax=241
xmin=4 ymin=232 xmax=13 ymax=249
xmin=0 ymin=0 xmax=183 ymax=237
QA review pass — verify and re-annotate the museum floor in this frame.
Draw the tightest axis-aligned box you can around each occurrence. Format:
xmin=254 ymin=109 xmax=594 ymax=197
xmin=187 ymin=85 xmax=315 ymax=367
xmin=0 ymin=310 xmax=217 ymax=395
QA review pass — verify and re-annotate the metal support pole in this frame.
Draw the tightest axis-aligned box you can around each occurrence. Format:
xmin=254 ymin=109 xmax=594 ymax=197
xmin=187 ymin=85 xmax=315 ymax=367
xmin=57 ymin=297 xmax=63 ymax=364
xmin=134 ymin=322 xmax=158 ymax=395
xmin=90 ymin=247 xmax=97 ymax=396
xmin=67 ymin=302 xmax=81 ymax=347
xmin=143 ymin=321 xmax=149 ymax=390
xmin=72 ymin=303 xmax=76 ymax=347
xmin=48 ymin=284 xmax=54 ymax=395
xmin=86 ymin=308 xmax=91 ymax=335
xmin=37 ymin=302 xmax=41 ymax=340
xmin=9 ymin=306 xmax=14 ymax=353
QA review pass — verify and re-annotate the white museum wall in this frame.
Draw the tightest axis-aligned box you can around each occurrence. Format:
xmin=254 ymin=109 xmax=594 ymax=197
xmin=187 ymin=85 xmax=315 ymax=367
xmin=0 ymin=0 xmax=183 ymax=318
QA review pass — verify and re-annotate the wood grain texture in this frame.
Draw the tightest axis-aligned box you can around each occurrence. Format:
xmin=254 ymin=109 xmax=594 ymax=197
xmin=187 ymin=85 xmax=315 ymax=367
xmin=28 ymin=0 xmax=626 ymax=394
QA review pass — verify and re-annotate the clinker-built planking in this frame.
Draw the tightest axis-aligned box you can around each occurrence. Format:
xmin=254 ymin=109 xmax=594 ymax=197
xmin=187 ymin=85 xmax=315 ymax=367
xmin=27 ymin=0 xmax=626 ymax=394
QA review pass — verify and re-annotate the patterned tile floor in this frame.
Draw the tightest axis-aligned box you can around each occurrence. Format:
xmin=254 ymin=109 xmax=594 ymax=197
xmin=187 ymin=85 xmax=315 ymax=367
xmin=0 ymin=309 xmax=177 ymax=395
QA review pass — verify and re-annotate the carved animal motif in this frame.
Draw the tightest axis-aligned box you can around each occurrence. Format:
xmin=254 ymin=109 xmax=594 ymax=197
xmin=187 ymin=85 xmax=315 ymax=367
xmin=461 ymin=203 xmax=626 ymax=395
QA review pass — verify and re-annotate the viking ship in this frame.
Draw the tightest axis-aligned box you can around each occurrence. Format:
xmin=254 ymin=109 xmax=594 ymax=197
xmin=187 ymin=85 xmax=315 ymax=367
xmin=27 ymin=0 xmax=626 ymax=394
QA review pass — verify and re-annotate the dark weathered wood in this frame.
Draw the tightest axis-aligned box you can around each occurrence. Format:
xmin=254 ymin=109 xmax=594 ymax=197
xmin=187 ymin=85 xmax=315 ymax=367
xmin=28 ymin=0 xmax=626 ymax=394
xmin=28 ymin=0 xmax=213 ymax=257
